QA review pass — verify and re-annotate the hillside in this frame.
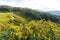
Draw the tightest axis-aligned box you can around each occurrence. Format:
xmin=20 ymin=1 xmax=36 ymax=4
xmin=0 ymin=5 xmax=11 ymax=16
xmin=0 ymin=12 xmax=27 ymax=25
xmin=0 ymin=5 xmax=60 ymax=40
xmin=0 ymin=5 xmax=60 ymax=23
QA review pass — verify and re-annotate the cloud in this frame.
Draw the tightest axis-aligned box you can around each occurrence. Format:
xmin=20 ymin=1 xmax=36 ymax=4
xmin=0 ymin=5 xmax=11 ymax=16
xmin=16 ymin=0 xmax=60 ymax=11
xmin=0 ymin=0 xmax=60 ymax=11
xmin=0 ymin=0 xmax=16 ymax=6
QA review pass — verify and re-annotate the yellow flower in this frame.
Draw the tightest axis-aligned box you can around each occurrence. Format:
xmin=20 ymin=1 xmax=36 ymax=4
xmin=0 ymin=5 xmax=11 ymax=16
xmin=16 ymin=32 xmax=22 ymax=38
xmin=10 ymin=25 xmax=16 ymax=29
xmin=29 ymin=30 xmax=33 ymax=34
xmin=25 ymin=36 xmax=27 ymax=38
xmin=34 ymin=34 xmax=35 ymax=37
xmin=40 ymin=30 xmax=42 ymax=32
xmin=42 ymin=35 xmax=45 ymax=38
xmin=48 ymin=37 xmax=51 ymax=40
xmin=16 ymin=33 xmax=19 ymax=35
xmin=44 ymin=36 xmax=47 ymax=38
xmin=19 ymin=32 xmax=23 ymax=38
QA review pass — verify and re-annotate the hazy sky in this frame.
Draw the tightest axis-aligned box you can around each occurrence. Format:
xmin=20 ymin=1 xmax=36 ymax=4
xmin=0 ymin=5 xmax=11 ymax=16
xmin=0 ymin=0 xmax=60 ymax=11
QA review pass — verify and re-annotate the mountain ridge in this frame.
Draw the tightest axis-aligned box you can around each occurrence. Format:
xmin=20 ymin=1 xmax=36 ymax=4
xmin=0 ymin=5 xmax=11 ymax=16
xmin=0 ymin=5 xmax=60 ymax=23
xmin=48 ymin=10 xmax=60 ymax=15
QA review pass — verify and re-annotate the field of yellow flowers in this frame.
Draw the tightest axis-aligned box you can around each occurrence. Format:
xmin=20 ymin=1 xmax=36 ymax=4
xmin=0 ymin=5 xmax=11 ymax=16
xmin=0 ymin=13 xmax=60 ymax=40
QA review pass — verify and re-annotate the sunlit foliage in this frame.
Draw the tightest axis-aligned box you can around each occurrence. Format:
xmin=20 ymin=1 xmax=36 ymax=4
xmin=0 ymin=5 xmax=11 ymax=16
xmin=0 ymin=5 xmax=60 ymax=40
xmin=0 ymin=13 xmax=60 ymax=40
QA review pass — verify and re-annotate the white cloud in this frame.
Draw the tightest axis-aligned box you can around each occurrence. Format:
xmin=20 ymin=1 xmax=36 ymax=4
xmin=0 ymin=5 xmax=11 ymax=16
xmin=0 ymin=0 xmax=60 ymax=11
xmin=0 ymin=0 xmax=16 ymax=6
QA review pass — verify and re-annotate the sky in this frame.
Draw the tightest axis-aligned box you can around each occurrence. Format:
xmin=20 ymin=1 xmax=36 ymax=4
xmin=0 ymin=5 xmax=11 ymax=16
xmin=0 ymin=0 xmax=60 ymax=11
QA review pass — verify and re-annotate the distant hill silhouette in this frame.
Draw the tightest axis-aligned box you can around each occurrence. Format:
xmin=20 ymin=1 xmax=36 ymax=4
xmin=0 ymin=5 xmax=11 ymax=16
xmin=48 ymin=11 xmax=60 ymax=15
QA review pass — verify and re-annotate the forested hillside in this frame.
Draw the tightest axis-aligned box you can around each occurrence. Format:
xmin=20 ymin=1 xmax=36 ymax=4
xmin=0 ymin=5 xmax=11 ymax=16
xmin=0 ymin=5 xmax=60 ymax=40
xmin=0 ymin=5 xmax=60 ymax=23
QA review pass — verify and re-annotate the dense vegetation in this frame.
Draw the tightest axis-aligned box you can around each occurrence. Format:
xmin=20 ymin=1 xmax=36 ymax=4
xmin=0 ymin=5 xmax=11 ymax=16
xmin=0 ymin=5 xmax=60 ymax=23
xmin=0 ymin=5 xmax=60 ymax=40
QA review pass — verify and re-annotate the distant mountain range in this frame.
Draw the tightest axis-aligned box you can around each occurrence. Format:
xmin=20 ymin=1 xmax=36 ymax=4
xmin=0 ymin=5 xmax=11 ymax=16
xmin=48 ymin=11 xmax=60 ymax=15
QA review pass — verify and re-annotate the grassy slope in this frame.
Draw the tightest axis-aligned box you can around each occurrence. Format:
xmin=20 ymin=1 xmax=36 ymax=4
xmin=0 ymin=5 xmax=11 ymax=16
xmin=0 ymin=12 xmax=27 ymax=25
xmin=0 ymin=12 xmax=60 ymax=30
xmin=0 ymin=12 xmax=60 ymax=40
